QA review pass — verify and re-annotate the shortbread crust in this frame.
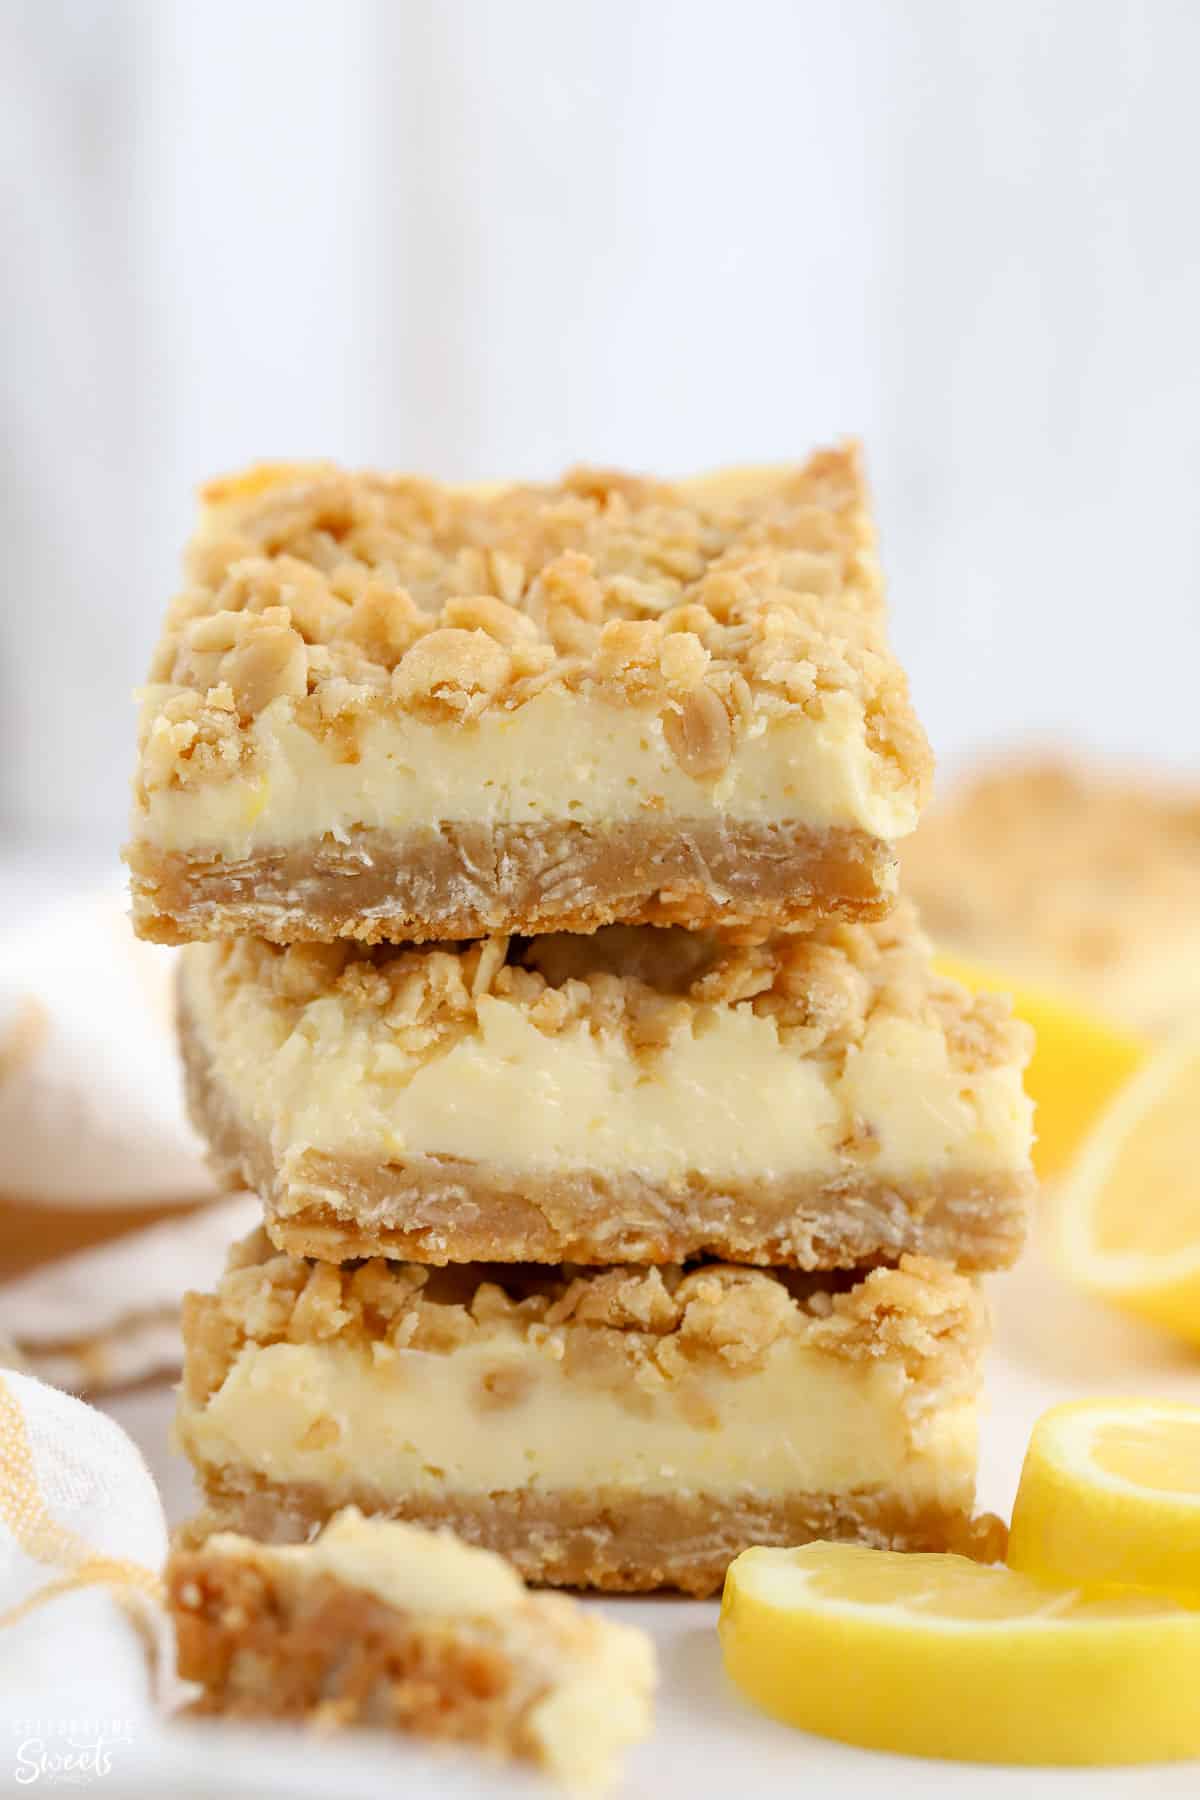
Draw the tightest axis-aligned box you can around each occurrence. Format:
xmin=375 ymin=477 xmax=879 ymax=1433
xmin=178 ymin=909 xmax=1034 ymax=1271
xmin=128 ymin=817 xmax=891 ymax=943
xmin=182 ymin=1481 xmax=1003 ymax=1602
xmin=177 ymin=1235 xmax=989 ymax=1596
xmin=169 ymin=1508 xmax=655 ymax=1790
xmin=905 ymin=758 xmax=1200 ymax=1036
xmin=127 ymin=449 xmax=932 ymax=942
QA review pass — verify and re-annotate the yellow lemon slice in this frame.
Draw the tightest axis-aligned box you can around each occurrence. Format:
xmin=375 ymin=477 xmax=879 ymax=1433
xmin=719 ymin=1541 xmax=1200 ymax=1764
xmin=1009 ymin=1399 xmax=1200 ymax=1598
xmin=1055 ymin=1028 xmax=1200 ymax=1343
xmin=934 ymin=954 xmax=1147 ymax=1179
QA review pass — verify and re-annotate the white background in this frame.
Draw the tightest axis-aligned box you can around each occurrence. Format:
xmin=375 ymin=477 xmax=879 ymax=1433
xmin=2 ymin=0 xmax=1199 ymax=851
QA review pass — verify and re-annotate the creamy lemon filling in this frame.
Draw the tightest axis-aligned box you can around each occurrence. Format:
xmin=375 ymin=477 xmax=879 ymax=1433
xmin=179 ymin=1333 xmax=977 ymax=1507
xmin=137 ymin=686 xmax=919 ymax=856
xmin=182 ymin=948 xmax=1033 ymax=1183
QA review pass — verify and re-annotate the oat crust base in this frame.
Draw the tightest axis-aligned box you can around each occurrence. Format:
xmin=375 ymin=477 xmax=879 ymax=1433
xmin=178 ymin=1475 xmax=1001 ymax=1599
xmin=178 ymin=991 xmax=1031 ymax=1271
xmin=128 ymin=818 xmax=895 ymax=945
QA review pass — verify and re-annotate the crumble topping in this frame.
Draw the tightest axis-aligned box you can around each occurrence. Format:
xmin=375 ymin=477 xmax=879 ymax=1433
xmin=183 ymin=1232 xmax=983 ymax=1410
xmin=135 ymin=448 xmax=931 ymax=803
xmin=200 ymin=902 xmax=1031 ymax=1075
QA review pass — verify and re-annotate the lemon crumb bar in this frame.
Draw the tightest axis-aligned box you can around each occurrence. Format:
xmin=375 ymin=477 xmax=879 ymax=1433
xmin=127 ymin=448 xmax=932 ymax=944
xmin=178 ymin=905 xmax=1034 ymax=1272
xmin=169 ymin=1507 xmax=655 ymax=1791
xmin=176 ymin=1233 xmax=994 ymax=1597
xmin=905 ymin=757 xmax=1200 ymax=1037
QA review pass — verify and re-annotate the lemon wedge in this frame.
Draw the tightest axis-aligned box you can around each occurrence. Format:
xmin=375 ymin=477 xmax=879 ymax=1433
xmin=719 ymin=1541 xmax=1200 ymax=1764
xmin=1009 ymin=1399 xmax=1200 ymax=1598
xmin=933 ymin=954 xmax=1147 ymax=1179
xmin=1054 ymin=1028 xmax=1200 ymax=1343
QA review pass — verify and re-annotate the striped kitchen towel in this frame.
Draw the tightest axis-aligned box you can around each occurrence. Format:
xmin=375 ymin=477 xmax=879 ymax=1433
xmin=0 ymin=1368 xmax=168 ymax=1778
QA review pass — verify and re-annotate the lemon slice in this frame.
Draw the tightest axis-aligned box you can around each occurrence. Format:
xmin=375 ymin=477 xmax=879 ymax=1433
xmin=719 ymin=1541 xmax=1200 ymax=1764
xmin=934 ymin=954 xmax=1147 ymax=1179
xmin=1054 ymin=1028 xmax=1200 ymax=1343
xmin=1009 ymin=1399 xmax=1200 ymax=1598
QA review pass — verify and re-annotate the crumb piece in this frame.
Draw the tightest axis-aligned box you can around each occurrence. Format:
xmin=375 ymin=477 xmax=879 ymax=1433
xmin=168 ymin=1508 xmax=656 ymax=1791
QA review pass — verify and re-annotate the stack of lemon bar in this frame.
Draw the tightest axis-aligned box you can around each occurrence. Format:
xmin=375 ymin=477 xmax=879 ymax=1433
xmin=128 ymin=449 xmax=1035 ymax=1597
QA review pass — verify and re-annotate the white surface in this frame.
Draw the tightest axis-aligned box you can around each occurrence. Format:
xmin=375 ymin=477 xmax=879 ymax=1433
xmin=3 ymin=0 xmax=1200 ymax=843
xmin=95 ymin=1239 xmax=1200 ymax=1799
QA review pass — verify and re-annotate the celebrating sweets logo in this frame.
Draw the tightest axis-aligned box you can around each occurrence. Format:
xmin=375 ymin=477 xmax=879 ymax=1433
xmin=11 ymin=1719 xmax=132 ymax=1786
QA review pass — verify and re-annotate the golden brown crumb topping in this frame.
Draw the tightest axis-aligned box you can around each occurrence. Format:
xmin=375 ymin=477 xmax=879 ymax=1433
xmin=904 ymin=758 xmax=1200 ymax=985
xmin=183 ymin=1233 xmax=984 ymax=1410
xmin=136 ymin=448 xmax=931 ymax=801
xmin=196 ymin=902 xmax=1031 ymax=1074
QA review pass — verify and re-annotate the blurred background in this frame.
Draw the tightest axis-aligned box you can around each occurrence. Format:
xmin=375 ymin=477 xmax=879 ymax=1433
xmin=2 ymin=0 xmax=1199 ymax=863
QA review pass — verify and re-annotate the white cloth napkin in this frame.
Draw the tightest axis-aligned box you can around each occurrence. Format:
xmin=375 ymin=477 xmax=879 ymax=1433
xmin=0 ymin=1369 xmax=169 ymax=1757
xmin=0 ymin=886 xmax=211 ymax=1210
xmin=0 ymin=884 xmax=251 ymax=1394
xmin=0 ymin=1195 xmax=260 ymax=1393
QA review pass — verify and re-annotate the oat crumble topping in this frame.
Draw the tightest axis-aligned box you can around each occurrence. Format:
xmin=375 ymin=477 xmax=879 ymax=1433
xmin=200 ymin=902 xmax=1030 ymax=1075
xmin=135 ymin=448 xmax=931 ymax=803
xmin=183 ymin=1234 xmax=983 ymax=1410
